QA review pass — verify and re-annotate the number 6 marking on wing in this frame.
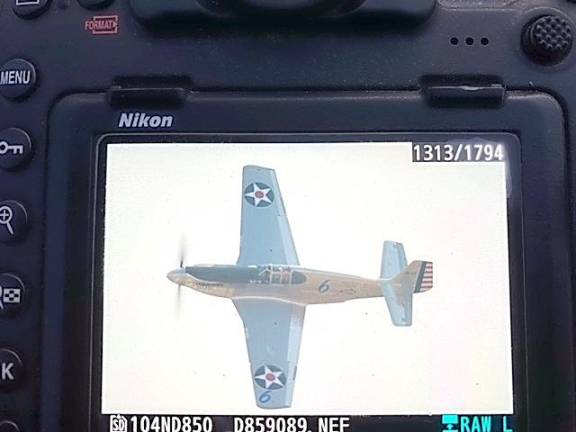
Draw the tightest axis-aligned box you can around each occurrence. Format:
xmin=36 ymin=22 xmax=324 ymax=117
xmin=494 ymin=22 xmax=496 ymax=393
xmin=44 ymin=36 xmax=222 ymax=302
xmin=259 ymin=391 xmax=272 ymax=404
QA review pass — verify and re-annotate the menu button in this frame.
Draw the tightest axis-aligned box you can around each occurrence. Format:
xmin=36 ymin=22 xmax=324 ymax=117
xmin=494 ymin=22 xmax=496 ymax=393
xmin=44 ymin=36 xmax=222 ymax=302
xmin=0 ymin=59 xmax=37 ymax=101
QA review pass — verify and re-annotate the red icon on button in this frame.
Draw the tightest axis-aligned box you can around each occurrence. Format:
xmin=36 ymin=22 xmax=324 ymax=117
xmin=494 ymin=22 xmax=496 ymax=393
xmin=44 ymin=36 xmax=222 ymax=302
xmin=85 ymin=15 xmax=119 ymax=35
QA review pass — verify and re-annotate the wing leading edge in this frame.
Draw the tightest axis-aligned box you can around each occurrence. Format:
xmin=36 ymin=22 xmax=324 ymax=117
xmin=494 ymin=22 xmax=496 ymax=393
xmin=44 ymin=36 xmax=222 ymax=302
xmin=234 ymin=299 xmax=305 ymax=409
xmin=237 ymin=166 xmax=299 ymax=266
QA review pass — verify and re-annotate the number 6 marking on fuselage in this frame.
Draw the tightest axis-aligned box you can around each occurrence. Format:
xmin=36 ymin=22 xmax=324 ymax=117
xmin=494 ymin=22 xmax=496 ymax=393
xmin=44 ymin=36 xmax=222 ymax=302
xmin=318 ymin=280 xmax=331 ymax=293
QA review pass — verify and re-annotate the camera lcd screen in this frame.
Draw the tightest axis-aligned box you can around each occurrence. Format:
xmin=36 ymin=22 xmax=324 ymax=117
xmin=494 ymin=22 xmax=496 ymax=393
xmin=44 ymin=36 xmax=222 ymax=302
xmin=95 ymin=139 xmax=519 ymax=430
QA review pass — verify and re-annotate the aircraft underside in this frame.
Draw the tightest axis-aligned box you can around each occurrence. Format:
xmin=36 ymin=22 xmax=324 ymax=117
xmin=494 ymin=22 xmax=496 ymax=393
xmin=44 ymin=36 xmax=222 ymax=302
xmin=167 ymin=165 xmax=433 ymax=409
xmin=230 ymin=269 xmax=383 ymax=304
xmin=173 ymin=265 xmax=383 ymax=304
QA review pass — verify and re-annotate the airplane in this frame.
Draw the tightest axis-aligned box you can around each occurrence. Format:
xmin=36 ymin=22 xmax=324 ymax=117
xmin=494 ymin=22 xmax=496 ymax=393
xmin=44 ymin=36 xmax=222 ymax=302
xmin=167 ymin=165 xmax=433 ymax=409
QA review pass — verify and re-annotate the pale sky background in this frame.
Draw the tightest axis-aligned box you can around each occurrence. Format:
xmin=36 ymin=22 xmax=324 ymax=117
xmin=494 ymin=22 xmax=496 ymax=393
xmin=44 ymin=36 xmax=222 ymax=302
xmin=101 ymin=142 xmax=513 ymax=415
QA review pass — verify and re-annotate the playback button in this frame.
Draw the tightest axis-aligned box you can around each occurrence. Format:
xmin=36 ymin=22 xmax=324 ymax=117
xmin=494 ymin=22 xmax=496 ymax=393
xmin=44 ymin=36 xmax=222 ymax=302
xmin=12 ymin=0 xmax=51 ymax=18
xmin=0 ymin=129 xmax=33 ymax=171
xmin=0 ymin=349 xmax=24 ymax=391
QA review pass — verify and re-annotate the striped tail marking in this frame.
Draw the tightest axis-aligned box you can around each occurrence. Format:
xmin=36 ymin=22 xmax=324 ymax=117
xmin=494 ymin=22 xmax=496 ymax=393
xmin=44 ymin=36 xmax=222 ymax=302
xmin=415 ymin=262 xmax=433 ymax=293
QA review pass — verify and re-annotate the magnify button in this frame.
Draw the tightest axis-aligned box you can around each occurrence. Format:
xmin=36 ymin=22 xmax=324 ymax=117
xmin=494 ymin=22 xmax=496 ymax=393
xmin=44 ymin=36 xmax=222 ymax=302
xmin=0 ymin=201 xmax=28 ymax=243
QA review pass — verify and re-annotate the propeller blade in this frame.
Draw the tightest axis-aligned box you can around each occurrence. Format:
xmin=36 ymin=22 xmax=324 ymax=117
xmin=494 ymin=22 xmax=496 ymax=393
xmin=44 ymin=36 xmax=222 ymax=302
xmin=176 ymin=236 xmax=187 ymax=317
xmin=178 ymin=236 xmax=187 ymax=269
xmin=176 ymin=284 xmax=182 ymax=316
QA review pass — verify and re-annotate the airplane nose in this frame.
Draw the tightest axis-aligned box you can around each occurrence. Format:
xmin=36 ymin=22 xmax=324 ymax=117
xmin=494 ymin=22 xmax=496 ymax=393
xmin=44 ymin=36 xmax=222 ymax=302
xmin=167 ymin=268 xmax=187 ymax=285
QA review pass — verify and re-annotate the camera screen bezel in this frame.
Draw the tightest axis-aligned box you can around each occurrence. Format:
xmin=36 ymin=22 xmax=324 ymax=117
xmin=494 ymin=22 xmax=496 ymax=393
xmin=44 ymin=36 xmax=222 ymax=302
xmin=42 ymin=91 xmax=573 ymax=432
xmin=93 ymin=133 xmax=523 ymax=429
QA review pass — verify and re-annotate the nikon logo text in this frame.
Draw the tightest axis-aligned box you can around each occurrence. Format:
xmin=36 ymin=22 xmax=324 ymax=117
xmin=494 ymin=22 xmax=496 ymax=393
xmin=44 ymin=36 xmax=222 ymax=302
xmin=118 ymin=112 xmax=174 ymax=129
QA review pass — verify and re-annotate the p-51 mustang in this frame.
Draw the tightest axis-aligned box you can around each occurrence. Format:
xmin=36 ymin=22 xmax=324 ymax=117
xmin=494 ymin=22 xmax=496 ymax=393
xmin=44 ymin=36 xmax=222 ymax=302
xmin=167 ymin=166 xmax=433 ymax=409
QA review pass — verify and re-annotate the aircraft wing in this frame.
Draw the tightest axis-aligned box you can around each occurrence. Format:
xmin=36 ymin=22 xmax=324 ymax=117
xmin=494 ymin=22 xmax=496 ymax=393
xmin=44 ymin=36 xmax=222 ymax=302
xmin=233 ymin=298 xmax=306 ymax=409
xmin=237 ymin=165 xmax=299 ymax=266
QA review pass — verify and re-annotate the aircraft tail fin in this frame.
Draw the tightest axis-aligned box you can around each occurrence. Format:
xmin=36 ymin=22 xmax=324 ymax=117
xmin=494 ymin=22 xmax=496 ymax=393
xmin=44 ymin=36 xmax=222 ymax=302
xmin=379 ymin=241 xmax=433 ymax=326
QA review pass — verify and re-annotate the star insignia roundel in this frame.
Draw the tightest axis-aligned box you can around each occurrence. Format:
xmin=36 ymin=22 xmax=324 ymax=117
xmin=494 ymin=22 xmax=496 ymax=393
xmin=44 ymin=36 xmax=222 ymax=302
xmin=244 ymin=182 xmax=275 ymax=207
xmin=254 ymin=365 xmax=287 ymax=390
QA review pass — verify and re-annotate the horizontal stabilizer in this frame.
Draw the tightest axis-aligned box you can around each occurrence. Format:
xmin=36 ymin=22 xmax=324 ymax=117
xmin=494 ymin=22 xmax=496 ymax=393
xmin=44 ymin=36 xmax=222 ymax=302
xmin=380 ymin=241 xmax=408 ymax=279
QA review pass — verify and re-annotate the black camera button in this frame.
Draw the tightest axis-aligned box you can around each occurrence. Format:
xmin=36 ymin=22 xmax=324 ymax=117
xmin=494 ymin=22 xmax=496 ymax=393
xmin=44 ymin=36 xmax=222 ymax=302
xmin=0 ymin=274 xmax=26 ymax=318
xmin=0 ymin=128 xmax=33 ymax=171
xmin=78 ymin=0 xmax=113 ymax=10
xmin=12 ymin=0 xmax=51 ymax=18
xmin=0 ymin=349 xmax=24 ymax=391
xmin=523 ymin=15 xmax=574 ymax=64
xmin=0 ymin=421 xmax=20 ymax=432
xmin=0 ymin=201 xmax=28 ymax=243
xmin=0 ymin=59 xmax=38 ymax=101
